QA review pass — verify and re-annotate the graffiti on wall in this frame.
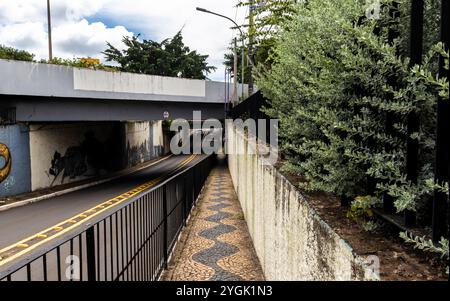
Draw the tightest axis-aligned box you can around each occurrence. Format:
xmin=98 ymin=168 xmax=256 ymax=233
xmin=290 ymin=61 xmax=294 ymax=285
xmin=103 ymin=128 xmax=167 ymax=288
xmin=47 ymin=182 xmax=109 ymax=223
xmin=126 ymin=140 xmax=151 ymax=167
xmin=0 ymin=143 xmax=12 ymax=183
xmin=48 ymin=131 xmax=121 ymax=186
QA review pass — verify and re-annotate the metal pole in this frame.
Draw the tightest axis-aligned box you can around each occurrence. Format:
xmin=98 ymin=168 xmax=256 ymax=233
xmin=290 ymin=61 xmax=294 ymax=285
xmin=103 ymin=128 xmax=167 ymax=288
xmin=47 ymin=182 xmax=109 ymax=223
xmin=432 ymin=0 xmax=449 ymax=242
xmin=224 ymin=67 xmax=227 ymax=117
xmin=405 ymin=0 xmax=424 ymax=227
xmin=196 ymin=7 xmax=249 ymax=101
xmin=242 ymin=44 xmax=245 ymax=100
xmin=233 ymin=38 xmax=238 ymax=105
xmin=86 ymin=227 xmax=96 ymax=281
xmin=46 ymin=0 xmax=53 ymax=61
xmin=248 ymin=1 xmax=255 ymax=95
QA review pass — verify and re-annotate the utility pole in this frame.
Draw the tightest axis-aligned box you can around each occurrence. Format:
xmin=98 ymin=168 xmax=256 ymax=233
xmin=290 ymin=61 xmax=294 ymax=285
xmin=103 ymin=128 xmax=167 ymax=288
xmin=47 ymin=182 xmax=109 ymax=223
xmin=233 ymin=38 xmax=239 ymax=105
xmin=46 ymin=0 xmax=53 ymax=61
xmin=196 ymin=7 xmax=246 ymax=102
xmin=248 ymin=1 xmax=255 ymax=95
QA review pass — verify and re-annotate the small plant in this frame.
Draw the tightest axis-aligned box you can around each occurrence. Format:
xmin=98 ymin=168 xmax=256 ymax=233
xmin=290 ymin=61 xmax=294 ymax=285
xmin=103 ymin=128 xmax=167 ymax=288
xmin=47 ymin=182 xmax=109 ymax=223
xmin=400 ymin=232 xmax=449 ymax=274
xmin=346 ymin=195 xmax=382 ymax=232
xmin=361 ymin=220 xmax=380 ymax=232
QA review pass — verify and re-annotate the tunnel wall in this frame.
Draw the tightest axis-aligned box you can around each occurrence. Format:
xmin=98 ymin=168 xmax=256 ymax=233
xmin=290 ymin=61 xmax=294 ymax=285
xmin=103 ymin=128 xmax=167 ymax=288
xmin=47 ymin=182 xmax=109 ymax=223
xmin=125 ymin=121 xmax=164 ymax=167
xmin=0 ymin=124 xmax=31 ymax=197
xmin=29 ymin=122 xmax=122 ymax=191
xmin=0 ymin=121 xmax=167 ymax=197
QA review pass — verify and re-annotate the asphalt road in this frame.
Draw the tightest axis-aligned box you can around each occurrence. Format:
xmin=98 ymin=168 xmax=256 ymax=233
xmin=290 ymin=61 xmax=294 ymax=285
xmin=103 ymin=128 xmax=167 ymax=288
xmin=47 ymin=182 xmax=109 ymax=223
xmin=0 ymin=154 xmax=202 ymax=250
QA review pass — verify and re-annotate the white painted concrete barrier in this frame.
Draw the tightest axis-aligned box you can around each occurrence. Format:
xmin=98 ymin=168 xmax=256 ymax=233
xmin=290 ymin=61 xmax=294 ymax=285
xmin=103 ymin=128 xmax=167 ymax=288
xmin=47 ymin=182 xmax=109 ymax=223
xmin=226 ymin=123 xmax=380 ymax=281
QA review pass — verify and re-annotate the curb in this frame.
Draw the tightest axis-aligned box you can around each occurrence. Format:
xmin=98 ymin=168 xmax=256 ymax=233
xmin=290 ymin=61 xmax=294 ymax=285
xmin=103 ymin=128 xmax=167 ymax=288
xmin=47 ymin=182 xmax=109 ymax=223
xmin=0 ymin=155 xmax=172 ymax=213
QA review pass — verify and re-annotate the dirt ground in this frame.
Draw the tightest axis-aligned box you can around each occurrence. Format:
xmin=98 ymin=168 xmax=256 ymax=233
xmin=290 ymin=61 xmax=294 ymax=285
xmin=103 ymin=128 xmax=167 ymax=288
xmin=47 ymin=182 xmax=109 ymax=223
xmin=275 ymin=161 xmax=448 ymax=281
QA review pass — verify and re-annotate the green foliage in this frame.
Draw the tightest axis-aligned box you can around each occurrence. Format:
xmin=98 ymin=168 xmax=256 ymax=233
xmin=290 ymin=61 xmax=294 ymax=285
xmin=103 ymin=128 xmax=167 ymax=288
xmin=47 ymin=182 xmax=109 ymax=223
xmin=0 ymin=45 xmax=116 ymax=71
xmin=224 ymin=1 xmax=297 ymax=82
xmin=400 ymin=232 xmax=449 ymax=273
xmin=0 ymin=45 xmax=34 ymax=61
xmin=103 ymin=32 xmax=216 ymax=79
xmin=347 ymin=195 xmax=382 ymax=231
xmin=39 ymin=57 xmax=118 ymax=71
xmin=347 ymin=195 xmax=379 ymax=219
xmin=257 ymin=0 xmax=448 ymax=220
xmin=237 ymin=0 xmax=298 ymax=41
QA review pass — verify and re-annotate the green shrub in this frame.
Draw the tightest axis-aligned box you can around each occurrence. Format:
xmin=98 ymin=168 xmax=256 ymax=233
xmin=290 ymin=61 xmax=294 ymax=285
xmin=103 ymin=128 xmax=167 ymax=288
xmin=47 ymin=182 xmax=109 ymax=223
xmin=0 ymin=45 xmax=34 ymax=61
xmin=258 ymin=0 xmax=448 ymax=217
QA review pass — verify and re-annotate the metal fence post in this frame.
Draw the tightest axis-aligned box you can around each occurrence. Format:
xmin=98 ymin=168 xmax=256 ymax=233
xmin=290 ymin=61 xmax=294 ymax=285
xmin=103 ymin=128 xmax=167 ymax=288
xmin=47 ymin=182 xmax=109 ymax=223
xmin=183 ymin=176 xmax=188 ymax=226
xmin=86 ymin=226 xmax=96 ymax=281
xmin=383 ymin=1 xmax=400 ymax=214
xmin=162 ymin=184 xmax=168 ymax=269
xmin=432 ymin=0 xmax=449 ymax=242
xmin=405 ymin=0 xmax=424 ymax=227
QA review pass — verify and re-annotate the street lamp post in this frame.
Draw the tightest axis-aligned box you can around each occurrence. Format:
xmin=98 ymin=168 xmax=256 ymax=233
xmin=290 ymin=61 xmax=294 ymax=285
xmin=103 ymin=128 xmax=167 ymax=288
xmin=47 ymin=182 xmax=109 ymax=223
xmin=196 ymin=7 xmax=246 ymax=104
xmin=46 ymin=0 xmax=53 ymax=61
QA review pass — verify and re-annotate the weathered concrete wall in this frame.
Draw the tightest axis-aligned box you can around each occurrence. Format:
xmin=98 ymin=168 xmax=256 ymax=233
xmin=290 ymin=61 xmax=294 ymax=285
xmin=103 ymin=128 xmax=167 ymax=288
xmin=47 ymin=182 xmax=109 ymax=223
xmin=0 ymin=124 xmax=31 ymax=197
xmin=125 ymin=121 xmax=151 ymax=167
xmin=226 ymin=124 xmax=379 ymax=281
xmin=125 ymin=121 xmax=164 ymax=167
xmin=29 ymin=122 xmax=123 ymax=191
xmin=152 ymin=121 xmax=165 ymax=156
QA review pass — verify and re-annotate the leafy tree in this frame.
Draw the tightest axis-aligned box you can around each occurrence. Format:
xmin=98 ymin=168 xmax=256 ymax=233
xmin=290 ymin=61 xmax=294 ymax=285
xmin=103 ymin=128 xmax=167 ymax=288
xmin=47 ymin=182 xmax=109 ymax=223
xmin=257 ymin=0 xmax=448 ymax=217
xmin=237 ymin=0 xmax=298 ymax=41
xmin=224 ymin=1 xmax=297 ymax=83
xmin=103 ymin=32 xmax=216 ymax=79
xmin=0 ymin=45 xmax=34 ymax=61
xmin=257 ymin=0 xmax=449 ymax=270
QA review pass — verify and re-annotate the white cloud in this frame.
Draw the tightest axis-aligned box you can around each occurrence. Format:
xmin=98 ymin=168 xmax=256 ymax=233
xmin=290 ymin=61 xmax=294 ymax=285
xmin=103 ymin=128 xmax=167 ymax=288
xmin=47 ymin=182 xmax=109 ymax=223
xmin=0 ymin=0 xmax=247 ymax=81
xmin=53 ymin=20 xmax=133 ymax=60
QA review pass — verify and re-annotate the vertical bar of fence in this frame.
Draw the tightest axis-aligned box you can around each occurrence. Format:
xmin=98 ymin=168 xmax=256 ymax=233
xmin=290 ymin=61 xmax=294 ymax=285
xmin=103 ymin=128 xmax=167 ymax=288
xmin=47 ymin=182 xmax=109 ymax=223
xmin=183 ymin=175 xmax=188 ymax=226
xmin=162 ymin=184 xmax=168 ymax=269
xmin=86 ymin=227 xmax=96 ymax=281
xmin=383 ymin=1 xmax=400 ymax=214
xmin=405 ymin=0 xmax=424 ymax=227
xmin=432 ymin=0 xmax=450 ymax=242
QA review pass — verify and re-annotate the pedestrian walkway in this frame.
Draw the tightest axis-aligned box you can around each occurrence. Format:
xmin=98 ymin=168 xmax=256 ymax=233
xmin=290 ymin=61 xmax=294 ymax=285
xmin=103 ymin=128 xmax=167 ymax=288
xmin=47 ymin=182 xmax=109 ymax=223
xmin=162 ymin=160 xmax=264 ymax=281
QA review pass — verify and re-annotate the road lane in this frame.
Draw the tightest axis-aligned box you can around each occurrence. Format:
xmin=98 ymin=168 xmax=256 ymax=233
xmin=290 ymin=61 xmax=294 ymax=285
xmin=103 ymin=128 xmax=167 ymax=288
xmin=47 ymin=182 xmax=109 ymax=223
xmin=0 ymin=155 xmax=201 ymax=250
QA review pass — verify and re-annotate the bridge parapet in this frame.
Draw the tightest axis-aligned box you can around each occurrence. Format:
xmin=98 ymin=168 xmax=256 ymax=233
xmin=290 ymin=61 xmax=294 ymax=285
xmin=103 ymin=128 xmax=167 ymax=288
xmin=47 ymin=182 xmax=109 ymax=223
xmin=0 ymin=59 xmax=245 ymax=104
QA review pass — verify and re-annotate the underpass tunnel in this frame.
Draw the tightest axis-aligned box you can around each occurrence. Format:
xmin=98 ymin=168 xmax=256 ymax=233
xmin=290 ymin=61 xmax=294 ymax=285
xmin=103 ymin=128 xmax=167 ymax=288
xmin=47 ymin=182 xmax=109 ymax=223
xmin=0 ymin=120 xmax=167 ymax=198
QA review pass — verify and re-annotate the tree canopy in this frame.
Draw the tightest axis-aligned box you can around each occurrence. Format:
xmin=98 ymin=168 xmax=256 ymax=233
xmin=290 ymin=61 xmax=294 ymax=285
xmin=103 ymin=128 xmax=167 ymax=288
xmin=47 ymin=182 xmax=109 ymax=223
xmin=224 ymin=1 xmax=297 ymax=82
xmin=0 ymin=45 xmax=34 ymax=61
xmin=103 ymin=32 xmax=216 ymax=79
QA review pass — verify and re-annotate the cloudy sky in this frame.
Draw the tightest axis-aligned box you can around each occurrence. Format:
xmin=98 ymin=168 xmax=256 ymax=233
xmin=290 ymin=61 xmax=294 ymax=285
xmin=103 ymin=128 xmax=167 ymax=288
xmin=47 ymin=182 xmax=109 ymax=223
xmin=0 ymin=0 xmax=247 ymax=81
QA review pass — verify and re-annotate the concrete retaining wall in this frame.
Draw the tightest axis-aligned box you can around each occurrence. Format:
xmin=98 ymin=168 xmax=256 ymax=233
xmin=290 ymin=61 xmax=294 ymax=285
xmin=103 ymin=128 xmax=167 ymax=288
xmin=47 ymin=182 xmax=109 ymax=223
xmin=125 ymin=121 xmax=164 ymax=167
xmin=226 ymin=124 xmax=379 ymax=281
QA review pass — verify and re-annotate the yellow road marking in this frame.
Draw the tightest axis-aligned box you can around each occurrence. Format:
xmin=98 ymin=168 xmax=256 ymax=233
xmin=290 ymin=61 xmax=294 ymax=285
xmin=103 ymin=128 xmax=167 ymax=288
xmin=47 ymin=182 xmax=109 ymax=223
xmin=0 ymin=155 xmax=197 ymax=267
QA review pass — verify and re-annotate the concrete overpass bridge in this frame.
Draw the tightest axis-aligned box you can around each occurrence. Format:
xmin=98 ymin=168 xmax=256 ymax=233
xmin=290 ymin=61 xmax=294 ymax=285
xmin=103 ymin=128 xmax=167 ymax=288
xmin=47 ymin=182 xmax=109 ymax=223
xmin=0 ymin=59 xmax=246 ymax=199
xmin=0 ymin=59 xmax=245 ymax=122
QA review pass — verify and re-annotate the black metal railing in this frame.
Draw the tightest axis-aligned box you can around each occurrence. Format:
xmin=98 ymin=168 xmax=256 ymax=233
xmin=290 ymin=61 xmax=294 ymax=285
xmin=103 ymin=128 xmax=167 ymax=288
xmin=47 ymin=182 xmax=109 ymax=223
xmin=0 ymin=155 xmax=214 ymax=281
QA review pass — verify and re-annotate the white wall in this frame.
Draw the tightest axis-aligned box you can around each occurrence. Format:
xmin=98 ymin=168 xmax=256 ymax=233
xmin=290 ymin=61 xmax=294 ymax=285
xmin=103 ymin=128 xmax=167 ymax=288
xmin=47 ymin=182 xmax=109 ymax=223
xmin=227 ymin=123 xmax=380 ymax=281
xmin=28 ymin=121 xmax=166 ymax=192
xmin=29 ymin=123 xmax=116 ymax=190
xmin=73 ymin=68 xmax=206 ymax=97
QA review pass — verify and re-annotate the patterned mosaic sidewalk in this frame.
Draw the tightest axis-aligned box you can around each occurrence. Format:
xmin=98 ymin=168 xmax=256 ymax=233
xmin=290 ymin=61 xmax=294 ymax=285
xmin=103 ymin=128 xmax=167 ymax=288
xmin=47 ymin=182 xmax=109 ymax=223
xmin=162 ymin=162 xmax=264 ymax=281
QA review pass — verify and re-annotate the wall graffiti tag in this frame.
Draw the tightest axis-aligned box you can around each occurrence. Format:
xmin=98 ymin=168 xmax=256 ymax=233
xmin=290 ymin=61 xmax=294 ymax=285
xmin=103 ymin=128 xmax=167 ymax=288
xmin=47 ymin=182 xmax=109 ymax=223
xmin=0 ymin=143 xmax=12 ymax=183
xmin=48 ymin=130 xmax=122 ymax=186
